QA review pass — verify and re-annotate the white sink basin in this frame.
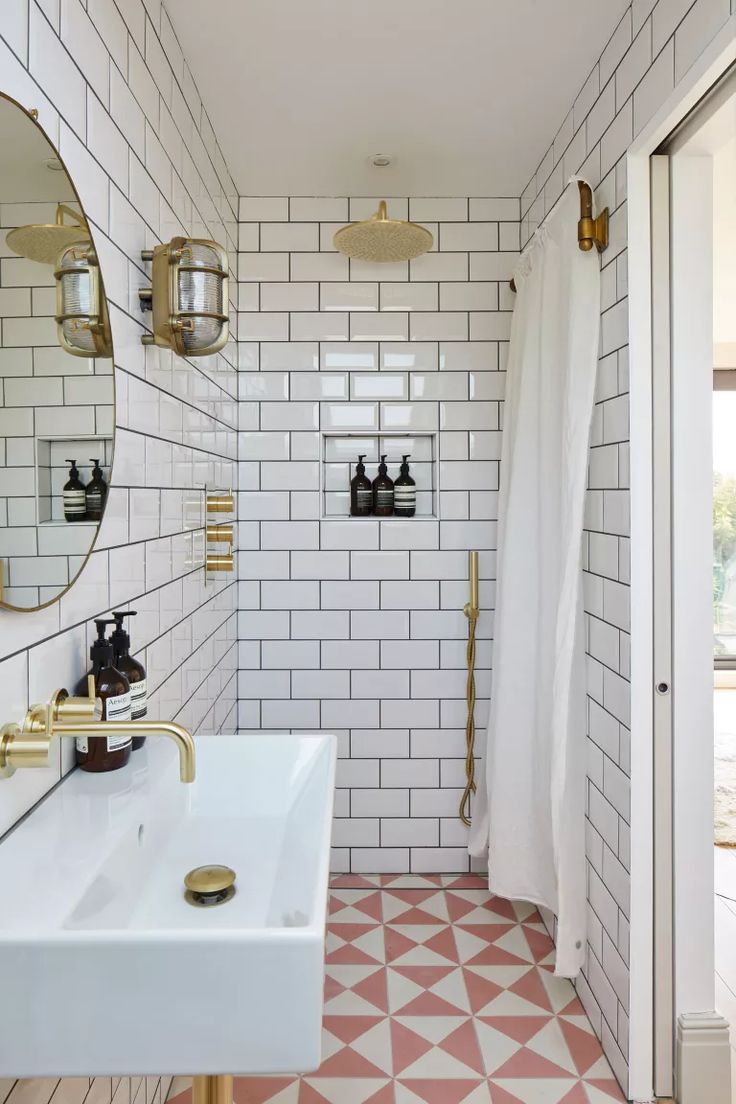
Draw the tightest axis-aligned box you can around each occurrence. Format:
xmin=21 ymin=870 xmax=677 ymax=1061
xmin=0 ymin=732 xmax=336 ymax=1077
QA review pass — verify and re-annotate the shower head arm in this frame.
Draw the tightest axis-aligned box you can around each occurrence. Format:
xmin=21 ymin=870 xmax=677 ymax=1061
xmin=55 ymin=204 xmax=87 ymax=229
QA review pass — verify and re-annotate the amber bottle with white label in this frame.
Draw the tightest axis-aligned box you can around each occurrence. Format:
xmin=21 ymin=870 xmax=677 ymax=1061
xmin=75 ymin=619 xmax=132 ymax=773
xmin=372 ymin=454 xmax=394 ymax=517
xmin=111 ymin=609 xmax=147 ymax=748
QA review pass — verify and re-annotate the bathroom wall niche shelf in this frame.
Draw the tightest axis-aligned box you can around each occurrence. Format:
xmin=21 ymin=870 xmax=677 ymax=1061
xmin=34 ymin=435 xmax=113 ymax=526
xmin=320 ymin=432 xmax=438 ymax=520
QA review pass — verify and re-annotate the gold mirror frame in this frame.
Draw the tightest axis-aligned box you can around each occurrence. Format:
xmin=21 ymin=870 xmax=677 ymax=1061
xmin=0 ymin=93 xmax=116 ymax=614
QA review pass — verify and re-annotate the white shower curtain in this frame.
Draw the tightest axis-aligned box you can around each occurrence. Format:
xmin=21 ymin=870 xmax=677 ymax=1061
xmin=468 ymin=178 xmax=601 ymax=978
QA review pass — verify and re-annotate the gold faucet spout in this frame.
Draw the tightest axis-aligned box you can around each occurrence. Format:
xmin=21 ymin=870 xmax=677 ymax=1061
xmin=51 ymin=720 xmax=196 ymax=782
xmin=0 ymin=687 xmax=196 ymax=782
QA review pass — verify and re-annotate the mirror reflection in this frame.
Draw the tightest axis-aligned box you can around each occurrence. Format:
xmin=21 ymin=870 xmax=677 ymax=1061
xmin=0 ymin=95 xmax=114 ymax=612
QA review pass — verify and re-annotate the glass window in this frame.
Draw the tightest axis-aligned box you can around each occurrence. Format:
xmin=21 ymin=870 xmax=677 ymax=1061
xmin=713 ymin=381 xmax=736 ymax=661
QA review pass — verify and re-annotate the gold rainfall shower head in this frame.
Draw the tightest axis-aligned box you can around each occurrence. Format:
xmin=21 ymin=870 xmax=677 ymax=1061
xmin=333 ymin=201 xmax=433 ymax=263
xmin=6 ymin=203 xmax=90 ymax=265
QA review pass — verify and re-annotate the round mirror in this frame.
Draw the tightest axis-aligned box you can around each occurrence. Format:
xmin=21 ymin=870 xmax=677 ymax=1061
xmin=0 ymin=94 xmax=114 ymax=612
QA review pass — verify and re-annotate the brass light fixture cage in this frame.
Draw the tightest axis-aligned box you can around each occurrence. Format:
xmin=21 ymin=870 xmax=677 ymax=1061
xmin=54 ymin=241 xmax=113 ymax=358
xmin=333 ymin=201 xmax=433 ymax=262
xmin=6 ymin=202 xmax=89 ymax=265
xmin=138 ymin=237 xmax=229 ymax=357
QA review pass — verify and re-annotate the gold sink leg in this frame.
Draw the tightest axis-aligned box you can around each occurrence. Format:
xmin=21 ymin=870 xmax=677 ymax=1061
xmin=192 ymin=1076 xmax=233 ymax=1104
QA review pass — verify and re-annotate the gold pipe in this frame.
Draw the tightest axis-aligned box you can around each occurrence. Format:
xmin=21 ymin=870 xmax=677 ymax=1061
xmin=192 ymin=1076 xmax=233 ymax=1104
xmin=52 ymin=720 xmax=196 ymax=782
xmin=460 ymin=551 xmax=480 ymax=827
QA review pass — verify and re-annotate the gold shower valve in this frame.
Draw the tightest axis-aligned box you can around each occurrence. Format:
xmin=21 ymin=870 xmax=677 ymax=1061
xmin=206 ymin=523 xmax=234 ymax=545
xmin=206 ymin=551 xmax=234 ymax=573
xmin=206 ymin=491 xmax=234 ymax=514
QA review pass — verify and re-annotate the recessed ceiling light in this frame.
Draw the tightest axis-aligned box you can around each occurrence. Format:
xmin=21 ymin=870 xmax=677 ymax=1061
xmin=370 ymin=154 xmax=393 ymax=168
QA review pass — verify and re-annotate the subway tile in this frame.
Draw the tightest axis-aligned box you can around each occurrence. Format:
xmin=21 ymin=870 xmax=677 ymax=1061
xmin=260 ymin=222 xmax=318 ymax=251
xmin=350 ymin=312 xmax=409 ymax=341
xmin=321 ymin=640 xmax=379 ymax=669
xmin=290 ymin=252 xmax=349 ymax=281
xmin=351 ymin=610 xmax=409 ymax=639
xmin=410 ymin=311 xmax=468 ymax=342
xmin=380 ymin=283 xmax=439 ymax=312
xmin=290 ymin=196 xmax=349 ymax=221
xmin=239 ymin=196 xmax=289 ymax=221
xmin=291 ymin=312 xmax=350 ymax=341
xmin=321 ymin=282 xmax=378 ymax=311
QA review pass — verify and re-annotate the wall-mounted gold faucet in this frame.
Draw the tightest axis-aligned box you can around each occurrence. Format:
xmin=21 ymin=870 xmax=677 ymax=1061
xmin=0 ymin=679 xmax=196 ymax=782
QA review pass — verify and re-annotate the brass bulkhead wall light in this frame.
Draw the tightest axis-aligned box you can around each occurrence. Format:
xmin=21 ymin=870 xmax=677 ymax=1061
xmin=54 ymin=241 xmax=113 ymax=358
xmin=138 ymin=237 xmax=229 ymax=356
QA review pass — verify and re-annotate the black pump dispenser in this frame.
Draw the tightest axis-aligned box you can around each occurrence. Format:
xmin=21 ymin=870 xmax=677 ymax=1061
xmin=111 ymin=610 xmax=148 ymax=739
xmin=350 ymin=454 xmax=373 ymax=517
xmin=75 ymin=619 xmax=132 ymax=772
xmin=372 ymin=454 xmax=394 ymax=517
xmin=63 ymin=460 xmax=86 ymax=522
xmin=85 ymin=458 xmax=108 ymax=521
xmin=393 ymin=454 xmax=416 ymax=517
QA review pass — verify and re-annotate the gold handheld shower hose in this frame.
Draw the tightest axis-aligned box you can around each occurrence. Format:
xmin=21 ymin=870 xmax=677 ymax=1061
xmin=459 ymin=551 xmax=479 ymax=827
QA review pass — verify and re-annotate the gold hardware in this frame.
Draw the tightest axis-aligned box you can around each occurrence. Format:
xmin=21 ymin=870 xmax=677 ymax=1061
xmin=206 ymin=552 xmax=234 ymax=573
xmin=184 ymin=865 xmax=237 ymax=907
xmin=192 ymin=1077 xmax=233 ymax=1104
xmin=460 ymin=551 xmax=480 ymax=827
xmin=206 ymin=524 xmax=234 ymax=544
xmin=185 ymin=865 xmax=236 ymax=895
xmin=28 ymin=108 xmax=39 ymax=120
xmin=333 ymin=200 xmax=433 ymax=263
xmin=577 ymin=179 xmax=609 ymax=253
xmin=139 ymin=237 xmax=229 ymax=356
xmin=509 ymin=180 xmax=609 ymax=293
xmin=206 ymin=491 xmax=234 ymax=514
xmin=0 ymin=685 xmax=196 ymax=782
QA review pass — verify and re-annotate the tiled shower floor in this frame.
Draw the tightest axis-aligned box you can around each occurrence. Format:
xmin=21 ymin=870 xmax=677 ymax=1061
xmin=168 ymin=875 xmax=624 ymax=1104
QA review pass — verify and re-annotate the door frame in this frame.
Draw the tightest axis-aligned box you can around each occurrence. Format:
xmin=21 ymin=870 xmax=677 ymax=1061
xmin=627 ymin=16 xmax=736 ymax=1103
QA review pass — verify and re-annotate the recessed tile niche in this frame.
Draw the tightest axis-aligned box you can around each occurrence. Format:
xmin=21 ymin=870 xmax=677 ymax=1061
xmin=321 ymin=432 xmax=438 ymax=519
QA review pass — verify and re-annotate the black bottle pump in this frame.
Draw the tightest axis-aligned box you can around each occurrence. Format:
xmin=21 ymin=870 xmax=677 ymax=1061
xmin=372 ymin=454 xmax=394 ymax=517
xmin=393 ymin=454 xmax=416 ymax=517
xmin=111 ymin=610 xmax=147 ymax=740
xmin=63 ymin=460 xmax=86 ymax=522
xmin=350 ymin=454 xmax=373 ymax=517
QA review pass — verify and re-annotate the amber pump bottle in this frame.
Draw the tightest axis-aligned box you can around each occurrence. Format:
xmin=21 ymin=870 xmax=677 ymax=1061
xmin=111 ymin=610 xmax=147 ymax=748
xmin=372 ymin=454 xmax=394 ymax=517
xmin=350 ymin=454 xmax=373 ymax=517
xmin=75 ymin=619 xmax=132 ymax=773
xmin=393 ymin=454 xmax=416 ymax=517
xmin=63 ymin=460 xmax=86 ymax=522
xmin=85 ymin=458 xmax=108 ymax=521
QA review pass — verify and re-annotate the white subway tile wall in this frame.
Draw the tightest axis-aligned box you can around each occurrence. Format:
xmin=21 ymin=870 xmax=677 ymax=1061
xmin=237 ymin=194 xmax=515 ymax=876
xmin=0 ymin=2 xmax=238 ymax=1103
xmin=519 ymin=0 xmax=734 ymax=1087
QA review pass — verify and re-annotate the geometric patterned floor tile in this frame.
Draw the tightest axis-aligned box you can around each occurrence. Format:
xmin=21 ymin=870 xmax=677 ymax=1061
xmin=166 ymin=878 xmax=627 ymax=1104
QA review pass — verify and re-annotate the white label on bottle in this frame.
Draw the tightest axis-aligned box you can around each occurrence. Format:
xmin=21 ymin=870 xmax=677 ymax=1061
xmin=105 ymin=691 xmax=131 ymax=723
xmin=376 ymin=489 xmax=393 ymax=506
xmin=130 ymin=678 xmax=147 ymax=720
xmin=357 ymin=489 xmax=372 ymax=507
xmin=64 ymin=490 xmax=86 ymax=516
xmin=394 ymin=487 xmax=416 ymax=503
xmin=76 ymin=736 xmax=88 ymax=754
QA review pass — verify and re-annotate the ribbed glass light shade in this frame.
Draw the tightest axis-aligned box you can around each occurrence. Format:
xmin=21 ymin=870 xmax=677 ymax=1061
xmin=58 ymin=246 xmax=97 ymax=353
xmin=177 ymin=242 xmax=226 ymax=353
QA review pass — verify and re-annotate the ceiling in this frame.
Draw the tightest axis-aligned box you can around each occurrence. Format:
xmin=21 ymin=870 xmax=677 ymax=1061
xmin=170 ymin=0 xmax=629 ymax=198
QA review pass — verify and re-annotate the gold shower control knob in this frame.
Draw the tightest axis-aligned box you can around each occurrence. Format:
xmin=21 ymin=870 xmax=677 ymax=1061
xmin=206 ymin=492 xmax=234 ymax=514
xmin=206 ymin=524 xmax=234 ymax=544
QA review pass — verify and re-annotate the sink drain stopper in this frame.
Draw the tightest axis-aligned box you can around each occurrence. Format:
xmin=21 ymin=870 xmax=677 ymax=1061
xmin=184 ymin=864 xmax=236 ymax=907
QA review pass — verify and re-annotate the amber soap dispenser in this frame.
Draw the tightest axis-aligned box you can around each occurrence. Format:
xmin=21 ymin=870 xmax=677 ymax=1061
xmin=350 ymin=454 xmax=373 ymax=517
xmin=75 ymin=619 xmax=132 ymax=773
xmin=372 ymin=454 xmax=394 ymax=516
xmin=111 ymin=610 xmax=147 ymax=747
